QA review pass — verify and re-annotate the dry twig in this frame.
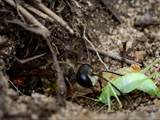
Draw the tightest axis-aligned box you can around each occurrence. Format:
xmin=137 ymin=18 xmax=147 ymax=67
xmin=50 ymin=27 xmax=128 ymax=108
xmin=4 ymin=0 xmax=50 ymax=38
xmin=23 ymin=3 xmax=54 ymax=23
xmin=3 ymin=0 xmax=66 ymax=107
xmin=82 ymin=26 xmax=108 ymax=70
xmin=15 ymin=53 xmax=46 ymax=64
xmin=87 ymin=46 xmax=141 ymax=66
xmin=34 ymin=1 xmax=74 ymax=34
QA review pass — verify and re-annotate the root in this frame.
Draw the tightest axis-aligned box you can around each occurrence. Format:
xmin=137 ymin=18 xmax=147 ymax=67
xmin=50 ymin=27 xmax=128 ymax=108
xmin=3 ymin=0 xmax=67 ymax=107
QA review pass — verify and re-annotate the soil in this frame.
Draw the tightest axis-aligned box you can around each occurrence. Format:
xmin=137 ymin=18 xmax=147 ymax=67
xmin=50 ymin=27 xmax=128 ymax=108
xmin=0 ymin=0 xmax=160 ymax=120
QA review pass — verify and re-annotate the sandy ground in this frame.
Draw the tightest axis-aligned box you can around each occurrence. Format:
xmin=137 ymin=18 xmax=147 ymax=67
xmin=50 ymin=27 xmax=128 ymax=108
xmin=0 ymin=0 xmax=160 ymax=119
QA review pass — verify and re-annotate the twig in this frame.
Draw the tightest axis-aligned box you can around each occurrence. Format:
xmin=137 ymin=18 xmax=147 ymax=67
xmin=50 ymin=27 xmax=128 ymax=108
xmin=7 ymin=19 xmax=50 ymax=37
xmin=15 ymin=53 xmax=46 ymax=64
xmin=4 ymin=0 xmax=50 ymax=38
xmin=4 ymin=0 xmax=66 ymax=107
xmin=13 ymin=0 xmax=26 ymax=23
xmin=35 ymin=1 xmax=74 ymax=34
xmin=82 ymin=26 xmax=108 ymax=70
xmin=87 ymin=46 xmax=141 ymax=66
xmin=8 ymin=79 xmax=24 ymax=95
xmin=46 ymin=37 xmax=66 ymax=107
xmin=71 ymin=0 xmax=81 ymax=8
xmin=22 ymin=3 xmax=55 ymax=23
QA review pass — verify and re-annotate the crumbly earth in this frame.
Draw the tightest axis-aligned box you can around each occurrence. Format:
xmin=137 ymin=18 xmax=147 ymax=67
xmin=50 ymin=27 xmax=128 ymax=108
xmin=0 ymin=0 xmax=160 ymax=120
xmin=1 ymin=89 xmax=160 ymax=120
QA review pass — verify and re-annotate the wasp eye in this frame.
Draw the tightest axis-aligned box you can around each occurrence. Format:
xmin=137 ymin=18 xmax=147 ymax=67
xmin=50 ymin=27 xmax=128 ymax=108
xmin=76 ymin=64 xmax=94 ymax=88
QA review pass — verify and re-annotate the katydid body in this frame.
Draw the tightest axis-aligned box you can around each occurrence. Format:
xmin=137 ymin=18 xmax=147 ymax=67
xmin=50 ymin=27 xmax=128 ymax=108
xmin=99 ymin=73 xmax=160 ymax=103
xmin=98 ymin=59 xmax=160 ymax=111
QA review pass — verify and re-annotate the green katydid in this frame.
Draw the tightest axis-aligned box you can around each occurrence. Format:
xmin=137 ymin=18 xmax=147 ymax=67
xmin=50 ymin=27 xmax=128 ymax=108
xmin=98 ymin=59 xmax=160 ymax=111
